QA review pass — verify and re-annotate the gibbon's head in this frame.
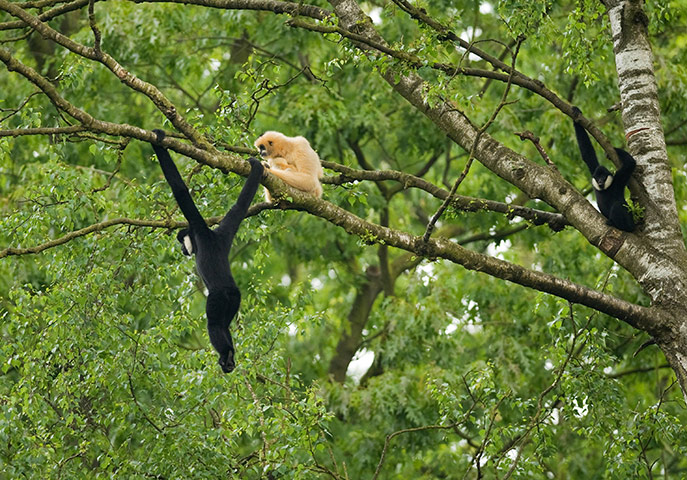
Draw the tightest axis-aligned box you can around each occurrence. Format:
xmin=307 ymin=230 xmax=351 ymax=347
xmin=254 ymin=131 xmax=290 ymax=159
xmin=592 ymin=166 xmax=614 ymax=191
xmin=176 ymin=229 xmax=194 ymax=256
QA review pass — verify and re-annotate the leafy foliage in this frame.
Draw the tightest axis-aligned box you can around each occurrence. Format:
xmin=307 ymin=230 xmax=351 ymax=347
xmin=1 ymin=0 xmax=686 ymax=478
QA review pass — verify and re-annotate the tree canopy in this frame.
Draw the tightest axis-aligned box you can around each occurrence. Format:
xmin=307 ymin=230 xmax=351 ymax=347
xmin=1 ymin=0 xmax=687 ymax=478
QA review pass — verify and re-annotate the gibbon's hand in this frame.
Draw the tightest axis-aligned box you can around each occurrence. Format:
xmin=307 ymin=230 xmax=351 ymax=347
xmin=246 ymin=157 xmax=266 ymax=179
xmin=246 ymin=156 xmax=262 ymax=169
xmin=152 ymin=129 xmax=166 ymax=144
xmin=571 ymin=106 xmax=583 ymax=121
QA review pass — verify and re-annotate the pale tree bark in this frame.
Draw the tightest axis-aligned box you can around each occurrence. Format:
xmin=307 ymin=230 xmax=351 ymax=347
xmin=605 ymin=0 xmax=687 ymax=401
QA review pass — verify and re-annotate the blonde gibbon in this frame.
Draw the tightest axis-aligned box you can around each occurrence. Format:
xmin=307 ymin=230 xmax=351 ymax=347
xmin=254 ymin=131 xmax=323 ymax=200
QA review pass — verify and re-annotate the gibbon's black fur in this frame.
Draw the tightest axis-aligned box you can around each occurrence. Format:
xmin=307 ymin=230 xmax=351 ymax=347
xmin=572 ymin=108 xmax=636 ymax=232
xmin=151 ymin=130 xmax=264 ymax=373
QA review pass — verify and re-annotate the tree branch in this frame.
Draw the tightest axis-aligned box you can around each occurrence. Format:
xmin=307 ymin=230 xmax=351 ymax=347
xmin=0 ymin=47 xmax=257 ymax=177
xmin=326 ymin=0 xmax=687 ymax=308
xmin=0 ymin=0 xmax=208 ymax=147
xmin=0 ymin=0 xmax=93 ymax=31
xmin=0 ymin=203 xmax=275 ymax=259
xmin=321 ymin=161 xmax=568 ymax=231
xmin=0 ymin=3 xmax=673 ymax=338
xmin=286 ymin=16 xmax=621 ymax=162
xmin=131 ymin=0 xmax=329 ymax=19
xmin=0 ymin=126 xmax=87 ymax=137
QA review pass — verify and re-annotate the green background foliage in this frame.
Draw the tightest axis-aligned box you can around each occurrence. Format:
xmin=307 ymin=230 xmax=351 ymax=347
xmin=1 ymin=0 xmax=686 ymax=478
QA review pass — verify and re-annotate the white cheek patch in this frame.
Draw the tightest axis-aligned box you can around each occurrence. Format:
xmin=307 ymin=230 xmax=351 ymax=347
xmin=183 ymin=235 xmax=193 ymax=255
xmin=592 ymin=176 xmax=613 ymax=191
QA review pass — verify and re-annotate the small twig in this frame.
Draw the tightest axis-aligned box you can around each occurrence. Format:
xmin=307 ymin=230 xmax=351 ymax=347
xmin=244 ymin=379 xmax=269 ymax=464
xmin=127 ymin=372 xmax=163 ymax=433
xmin=606 ymin=364 xmax=670 ymax=379
xmin=91 ymin=138 xmax=129 ymax=193
xmin=515 ymin=130 xmax=558 ymax=171
xmin=88 ymin=0 xmax=101 ymax=55
xmin=466 ymin=396 xmax=507 ymax=480
xmin=0 ymin=90 xmax=41 ymax=122
xmin=372 ymin=421 xmax=468 ymax=480
xmin=499 ymin=303 xmax=588 ymax=479
xmin=423 ymin=37 xmax=524 ymax=242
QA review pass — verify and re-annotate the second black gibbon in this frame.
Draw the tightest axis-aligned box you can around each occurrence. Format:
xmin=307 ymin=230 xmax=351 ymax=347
xmin=151 ymin=129 xmax=264 ymax=373
xmin=572 ymin=107 xmax=636 ymax=232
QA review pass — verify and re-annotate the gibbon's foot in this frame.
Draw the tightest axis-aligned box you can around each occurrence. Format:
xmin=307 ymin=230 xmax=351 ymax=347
xmin=219 ymin=353 xmax=236 ymax=373
xmin=261 ymin=160 xmax=271 ymax=170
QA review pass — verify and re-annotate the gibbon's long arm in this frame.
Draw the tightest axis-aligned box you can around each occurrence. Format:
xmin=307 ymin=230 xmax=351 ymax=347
xmin=572 ymin=108 xmax=600 ymax=175
xmin=152 ymin=130 xmax=208 ymax=232
xmin=573 ymin=120 xmax=601 ymax=175
xmin=215 ymin=158 xmax=264 ymax=241
xmin=613 ymin=148 xmax=636 ymax=187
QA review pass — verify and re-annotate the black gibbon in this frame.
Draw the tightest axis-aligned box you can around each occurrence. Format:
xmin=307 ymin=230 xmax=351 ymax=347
xmin=254 ymin=131 xmax=323 ymax=201
xmin=572 ymin=108 xmax=636 ymax=232
xmin=151 ymin=130 xmax=264 ymax=373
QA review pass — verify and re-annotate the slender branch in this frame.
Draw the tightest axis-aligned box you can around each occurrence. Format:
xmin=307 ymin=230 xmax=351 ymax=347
xmin=244 ymin=379 xmax=269 ymax=465
xmin=0 ymin=91 xmax=41 ymax=122
xmin=0 ymin=203 xmax=274 ymax=259
xmin=0 ymin=125 xmax=86 ymax=137
xmin=423 ymin=37 xmax=522 ymax=242
xmin=321 ymin=161 xmax=568 ymax=231
xmin=515 ymin=131 xmax=558 ymax=171
xmin=131 ymin=0 xmax=329 ymax=20
xmin=500 ymin=303 xmax=585 ymax=479
xmin=372 ymin=422 xmax=466 ymax=480
xmin=606 ymin=364 xmax=671 ymax=379
xmin=0 ymin=47 xmax=250 ymax=176
xmin=127 ymin=372 xmax=163 ymax=433
xmin=0 ymin=0 xmax=93 ymax=31
xmin=0 ymin=0 xmax=208 ymax=147
xmin=87 ymin=0 xmax=101 ymax=54
xmin=468 ymin=396 xmax=506 ymax=479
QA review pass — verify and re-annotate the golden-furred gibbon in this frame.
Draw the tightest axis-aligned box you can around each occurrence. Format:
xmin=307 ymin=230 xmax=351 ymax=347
xmin=254 ymin=131 xmax=323 ymax=200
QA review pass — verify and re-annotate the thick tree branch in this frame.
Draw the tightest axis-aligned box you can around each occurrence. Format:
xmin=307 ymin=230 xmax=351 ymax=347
xmin=326 ymin=0 xmax=687 ymax=309
xmin=266 ymin=188 xmax=664 ymax=336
